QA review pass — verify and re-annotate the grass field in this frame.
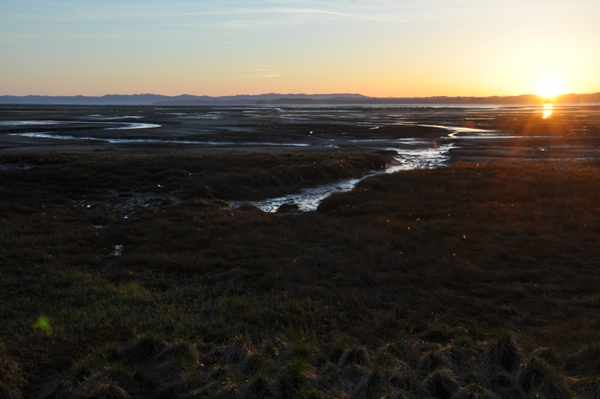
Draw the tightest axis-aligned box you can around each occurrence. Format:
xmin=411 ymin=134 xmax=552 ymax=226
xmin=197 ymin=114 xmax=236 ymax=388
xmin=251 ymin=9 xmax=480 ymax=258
xmin=1 ymin=151 xmax=600 ymax=398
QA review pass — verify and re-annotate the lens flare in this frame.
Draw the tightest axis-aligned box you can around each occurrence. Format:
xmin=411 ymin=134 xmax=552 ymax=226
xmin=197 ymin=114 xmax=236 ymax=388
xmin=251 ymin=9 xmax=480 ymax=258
xmin=34 ymin=316 xmax=52 ymax=335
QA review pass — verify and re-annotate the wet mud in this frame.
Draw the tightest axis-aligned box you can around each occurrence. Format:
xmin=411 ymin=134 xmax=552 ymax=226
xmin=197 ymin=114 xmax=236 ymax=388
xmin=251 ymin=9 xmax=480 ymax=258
xmin=1 ymin=104 xmax=599 ymax=161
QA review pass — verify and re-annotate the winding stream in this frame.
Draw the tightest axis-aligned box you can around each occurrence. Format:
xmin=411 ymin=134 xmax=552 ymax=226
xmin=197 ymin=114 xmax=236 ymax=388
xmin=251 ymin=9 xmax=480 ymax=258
xmin=0 ymin=109 xmax=520 ymax=212
xmin=236 ymin=123 xmax=503 ymax=212
xmin=243 ymin=142 xmax=456 ymax=212
xmin=0 ymin=115 xmax=503 ymax=212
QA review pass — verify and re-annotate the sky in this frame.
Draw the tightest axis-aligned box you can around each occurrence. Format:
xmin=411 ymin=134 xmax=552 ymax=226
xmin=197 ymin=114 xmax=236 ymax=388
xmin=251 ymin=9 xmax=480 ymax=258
xmin=1 ymin=0 xmax=599 ymax=97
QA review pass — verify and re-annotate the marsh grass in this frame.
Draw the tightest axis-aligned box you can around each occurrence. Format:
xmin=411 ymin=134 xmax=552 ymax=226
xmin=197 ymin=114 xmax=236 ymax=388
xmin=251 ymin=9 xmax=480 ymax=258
xmin=484 ymin=333 xmax=522 ymax=372
xmin=2 ymin=153 xmax=600 ymax=397
xmin=0 ymin=351 xmax=24 ymax=399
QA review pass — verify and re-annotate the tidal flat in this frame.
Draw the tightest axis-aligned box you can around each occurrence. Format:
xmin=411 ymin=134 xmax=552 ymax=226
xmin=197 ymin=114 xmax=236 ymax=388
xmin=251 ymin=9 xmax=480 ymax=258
xmin=1 ymin=105 xmax=600 ymax=398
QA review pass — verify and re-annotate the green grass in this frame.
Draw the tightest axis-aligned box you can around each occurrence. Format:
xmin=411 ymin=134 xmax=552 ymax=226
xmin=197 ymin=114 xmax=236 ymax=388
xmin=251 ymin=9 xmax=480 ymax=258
xmin=1 ymin=153 xmax=600 ymax=398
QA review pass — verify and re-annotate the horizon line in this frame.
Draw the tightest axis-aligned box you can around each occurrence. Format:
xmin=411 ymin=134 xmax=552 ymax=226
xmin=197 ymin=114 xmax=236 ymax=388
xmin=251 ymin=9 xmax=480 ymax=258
xmin=2 ymin=92 xmax=600 ymax=99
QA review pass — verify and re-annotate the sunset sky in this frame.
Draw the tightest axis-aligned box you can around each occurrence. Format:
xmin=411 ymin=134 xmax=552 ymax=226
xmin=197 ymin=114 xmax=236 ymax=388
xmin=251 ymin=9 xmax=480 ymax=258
xmin=1 ymin=0 xmax=599 ymax=97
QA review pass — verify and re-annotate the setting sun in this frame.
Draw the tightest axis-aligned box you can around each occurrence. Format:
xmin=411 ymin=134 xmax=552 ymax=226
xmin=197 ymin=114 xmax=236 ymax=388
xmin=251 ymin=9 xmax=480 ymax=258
xmin=536 ymin=76 xmax=565 ymax=99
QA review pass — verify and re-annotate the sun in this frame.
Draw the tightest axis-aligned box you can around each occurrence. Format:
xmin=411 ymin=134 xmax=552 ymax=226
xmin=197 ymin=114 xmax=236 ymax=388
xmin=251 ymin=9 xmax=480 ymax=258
xmin=536 ymin=76 xmax=564 ymax=100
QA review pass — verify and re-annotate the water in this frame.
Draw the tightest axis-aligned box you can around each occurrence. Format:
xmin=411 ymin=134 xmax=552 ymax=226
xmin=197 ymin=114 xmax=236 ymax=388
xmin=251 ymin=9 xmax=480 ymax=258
xmin=9 ymin=132 xmax=207 ymax=144
xmin=0 ymin=119 xmax=160 ymax=130
xmin=240 ymin=120 xmax=513 ymax=212
xmin=6 ymin=104 xmax=597 ymax=212
xmin=104 ymin=122 xmax=161 ymax=130
xmin=86 ymin=115 xmax=145 ymax=120
xmin=243 ymin=129 xmax=463 ymax=212
xmin=2 ymin=114 xmax=481 ymax=212
xmin=245 ymin=142 xmax=455 ymax=212
xmin=0 ymin=120 xmax=64 ymax=126
xmin=8 ymin=132 xmax=310 ymax=146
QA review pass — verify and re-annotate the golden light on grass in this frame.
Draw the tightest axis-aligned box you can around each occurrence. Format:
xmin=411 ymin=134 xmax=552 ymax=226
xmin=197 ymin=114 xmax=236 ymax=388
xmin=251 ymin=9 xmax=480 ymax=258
xmin=536 ymin=76 xmax=565 ymax=100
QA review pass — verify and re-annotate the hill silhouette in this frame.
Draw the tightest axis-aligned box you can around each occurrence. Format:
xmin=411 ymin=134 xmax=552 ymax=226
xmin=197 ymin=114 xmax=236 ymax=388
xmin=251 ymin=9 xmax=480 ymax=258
xmin=0 ymin=92 xmax=598 ymax=105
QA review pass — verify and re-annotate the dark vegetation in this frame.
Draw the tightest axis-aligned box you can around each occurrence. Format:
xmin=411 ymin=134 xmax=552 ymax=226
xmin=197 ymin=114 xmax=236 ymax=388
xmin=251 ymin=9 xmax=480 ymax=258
xmin=1 ymin=151 xmax=600 ymax=398
xmin=0 ymin=151 xmax=388 ymax=204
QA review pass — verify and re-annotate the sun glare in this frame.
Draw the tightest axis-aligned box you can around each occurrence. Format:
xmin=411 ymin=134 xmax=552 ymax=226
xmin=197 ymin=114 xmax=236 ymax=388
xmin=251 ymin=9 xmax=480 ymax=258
xmin=536 ymin=76 xmax=564 ymax=100
xmin=542 ymin=103 xmax=553 ymax=119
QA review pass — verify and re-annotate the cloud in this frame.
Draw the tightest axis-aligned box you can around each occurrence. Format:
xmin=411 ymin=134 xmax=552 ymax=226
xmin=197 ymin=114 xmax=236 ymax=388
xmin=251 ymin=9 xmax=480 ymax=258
xmin=237 ymin=67 xmax=282 ymax=79
xmin=1 ymin=1 xmax=406 ymax=27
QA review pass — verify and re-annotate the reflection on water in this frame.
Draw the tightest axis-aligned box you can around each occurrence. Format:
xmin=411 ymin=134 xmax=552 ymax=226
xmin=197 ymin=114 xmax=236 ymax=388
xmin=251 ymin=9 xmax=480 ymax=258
xmin=86 ymin=115 xmax=146 ymax=120
xmin=0 ymin=119 xmax=160 ymax=130
xmin=543 ymin=104 xmax=553 ymax=119
xmin=0 ymin=120 xmax=64 ymax=126
xmin=8 ymin=132 xmax=228 ymax=144
xmin=105 ymin=122 xmax=161 ymax=130
xmin=241 ymin=142 xmax=455 ymax=212
xmin=8 ymin=132 xmax=310 ymax=147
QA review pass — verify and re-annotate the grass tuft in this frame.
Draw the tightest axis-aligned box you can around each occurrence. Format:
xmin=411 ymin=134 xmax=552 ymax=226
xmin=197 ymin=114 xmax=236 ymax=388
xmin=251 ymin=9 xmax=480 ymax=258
xmin=484 ymin=333 xmax=522 ymax=372
xmin=388 ymin=362 xmax=429 ymax=397
xmin=351 ymin=365 xmax=388 ymax=399
xmin=277 ymin=356 xmax=313 ymax=395
xmin=422 ymin=369 xmax=459 ymax=399
xmin=220 ymin=336 xmax=256 ymax=365
xmin=517 ymin=357 xmax=570 ymax=399
xmin=153 ymin=341 xmax=198 ymax=365
xmin=517 ymin=357 xmax=555 ymax=392
xmin=330 ymin=339 xmax=370 ymax=368
xmin=450 ymin=383 xmax=501 ymax=399
xmin=241 ymin=375 xmax=273 ymax=399
xmin=214 ymin=376 xmax=243 ymax=399
xmin=337 ymin=347 xmax=370 ymax=368
xmin=484 ymin=365 xmax=522 ymax=399
xmin=416 ymin=346 xmax=447 ymax=373
xmin=67 ymin=373 xmax=130 ymax=399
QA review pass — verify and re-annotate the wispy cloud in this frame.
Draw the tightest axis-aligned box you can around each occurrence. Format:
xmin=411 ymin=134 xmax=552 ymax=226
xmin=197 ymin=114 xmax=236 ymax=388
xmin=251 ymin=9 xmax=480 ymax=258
xmin=237 ymin=68 xmax=282 ymax=79
xmin=0 ymin=1 xmax=407 ymax=27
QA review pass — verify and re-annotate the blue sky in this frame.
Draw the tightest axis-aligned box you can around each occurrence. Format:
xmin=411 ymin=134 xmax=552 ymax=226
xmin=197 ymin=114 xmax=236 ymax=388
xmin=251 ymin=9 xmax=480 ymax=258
xmin=1 ymin=0 xmax=599 ymax=96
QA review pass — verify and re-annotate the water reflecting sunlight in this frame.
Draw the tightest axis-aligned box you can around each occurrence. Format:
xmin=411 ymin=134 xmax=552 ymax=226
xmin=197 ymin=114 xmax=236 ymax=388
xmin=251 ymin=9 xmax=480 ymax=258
xmin=543 ymin=104 xmax=553 ymax=119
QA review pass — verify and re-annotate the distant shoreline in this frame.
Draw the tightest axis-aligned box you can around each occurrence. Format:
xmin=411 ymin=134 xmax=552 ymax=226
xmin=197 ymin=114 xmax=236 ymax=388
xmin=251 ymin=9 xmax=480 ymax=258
xmin=1 ymin=92 xmax=599 ymax=106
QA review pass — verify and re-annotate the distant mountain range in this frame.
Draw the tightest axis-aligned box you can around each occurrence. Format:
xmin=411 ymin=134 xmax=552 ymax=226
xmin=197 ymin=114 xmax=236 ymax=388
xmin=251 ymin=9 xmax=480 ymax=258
xmin=0 ymin=92 xmax=599 ymax=106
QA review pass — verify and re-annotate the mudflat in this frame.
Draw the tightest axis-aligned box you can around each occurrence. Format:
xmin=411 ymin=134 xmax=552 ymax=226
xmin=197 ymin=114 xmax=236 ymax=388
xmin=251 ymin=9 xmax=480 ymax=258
xmin=1 ymin=104 xmax=599 ymax=161
xmin=1 ymin=105 xmax=600 ymax=398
